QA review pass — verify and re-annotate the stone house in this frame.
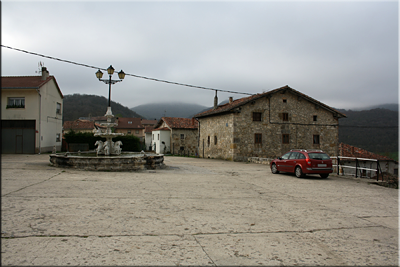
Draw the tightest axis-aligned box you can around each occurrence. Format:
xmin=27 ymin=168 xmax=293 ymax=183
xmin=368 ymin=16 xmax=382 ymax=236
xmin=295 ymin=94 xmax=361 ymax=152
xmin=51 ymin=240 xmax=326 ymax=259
xmin=194 ymin=85 xmax=347 ymax=161
xmin=114 ymin=117 xmax=144 ymax=141
xmin=1 ymin=67 xmax=64 ymax=153
xmin=152 ymin=117 xmax=198 ymax=155
xmin=338 ymin=143 xmax=398 ymax=177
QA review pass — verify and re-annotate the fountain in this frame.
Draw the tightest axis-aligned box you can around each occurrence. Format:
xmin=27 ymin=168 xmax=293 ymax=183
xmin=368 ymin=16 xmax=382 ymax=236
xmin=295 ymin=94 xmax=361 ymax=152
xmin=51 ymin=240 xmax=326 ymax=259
xmin=49 ymin=65 xmax=165 ymax=171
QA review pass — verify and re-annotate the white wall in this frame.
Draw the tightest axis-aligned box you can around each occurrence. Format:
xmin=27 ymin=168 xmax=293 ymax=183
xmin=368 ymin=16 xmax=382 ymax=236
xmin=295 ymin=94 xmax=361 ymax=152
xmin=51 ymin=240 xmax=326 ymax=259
xmin=152 ymin=130 xmax=171 ymax=154
xmin=39 ymin=80 xmax=63 ymax=152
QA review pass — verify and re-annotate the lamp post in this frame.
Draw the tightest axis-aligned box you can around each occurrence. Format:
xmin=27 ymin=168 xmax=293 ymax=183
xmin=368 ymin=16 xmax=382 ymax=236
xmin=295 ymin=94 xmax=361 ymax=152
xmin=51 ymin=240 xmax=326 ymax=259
xmin=95 ymin=65 xmax=125 ymax=107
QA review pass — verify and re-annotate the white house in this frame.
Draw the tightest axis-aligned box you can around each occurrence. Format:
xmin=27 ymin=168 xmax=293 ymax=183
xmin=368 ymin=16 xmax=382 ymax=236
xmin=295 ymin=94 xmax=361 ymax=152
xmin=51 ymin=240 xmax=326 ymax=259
xmin=1 ymin=67 xmax=64 ymax=153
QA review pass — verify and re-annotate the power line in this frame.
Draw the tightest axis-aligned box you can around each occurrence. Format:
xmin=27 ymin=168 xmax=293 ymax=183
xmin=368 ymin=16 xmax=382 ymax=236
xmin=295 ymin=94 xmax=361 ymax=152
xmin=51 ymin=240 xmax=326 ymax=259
xmin=1 ymin=45 xmax=254 ymax=96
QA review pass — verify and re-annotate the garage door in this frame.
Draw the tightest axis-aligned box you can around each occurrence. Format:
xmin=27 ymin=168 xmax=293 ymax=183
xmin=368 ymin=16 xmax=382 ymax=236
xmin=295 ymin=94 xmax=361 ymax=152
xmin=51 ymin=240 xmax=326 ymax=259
xmin=2 ymin=120 xmax=36 ymax=154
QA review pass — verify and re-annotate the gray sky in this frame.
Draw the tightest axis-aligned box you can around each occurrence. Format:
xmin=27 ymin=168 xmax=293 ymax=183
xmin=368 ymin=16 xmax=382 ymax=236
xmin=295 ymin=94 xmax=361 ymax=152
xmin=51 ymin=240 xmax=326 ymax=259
xmin=2 ymin=1 xmax=398 ymax=110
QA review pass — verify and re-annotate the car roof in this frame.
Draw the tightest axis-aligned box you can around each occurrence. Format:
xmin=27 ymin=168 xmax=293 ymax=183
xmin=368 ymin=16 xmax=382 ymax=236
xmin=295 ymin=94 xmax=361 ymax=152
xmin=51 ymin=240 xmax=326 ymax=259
xmin=290 ymin=149 xmax=326 ymax=153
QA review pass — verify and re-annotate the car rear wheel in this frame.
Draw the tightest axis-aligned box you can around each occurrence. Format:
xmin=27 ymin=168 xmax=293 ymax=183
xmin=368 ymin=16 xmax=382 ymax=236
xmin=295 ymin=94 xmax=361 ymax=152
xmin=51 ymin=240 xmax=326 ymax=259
xmin=320 ymin=174 xmax=329 ymax=178
xmin=271 ymin=164 xmax=279 ymax=174
xmin=295 ymin=166 xmax=304 ymax=178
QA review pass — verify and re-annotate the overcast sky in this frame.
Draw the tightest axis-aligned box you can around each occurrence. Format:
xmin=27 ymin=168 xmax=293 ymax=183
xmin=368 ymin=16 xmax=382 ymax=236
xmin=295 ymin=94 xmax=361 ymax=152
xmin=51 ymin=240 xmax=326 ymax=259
xmin=2 ymin=1 xmax=398 ymax=110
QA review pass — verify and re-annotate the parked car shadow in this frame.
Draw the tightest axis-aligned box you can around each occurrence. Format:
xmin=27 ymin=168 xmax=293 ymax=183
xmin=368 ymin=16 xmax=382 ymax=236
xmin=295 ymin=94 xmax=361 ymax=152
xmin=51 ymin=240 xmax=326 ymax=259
xmin=271 ymin=171 xmax=330 ymax=180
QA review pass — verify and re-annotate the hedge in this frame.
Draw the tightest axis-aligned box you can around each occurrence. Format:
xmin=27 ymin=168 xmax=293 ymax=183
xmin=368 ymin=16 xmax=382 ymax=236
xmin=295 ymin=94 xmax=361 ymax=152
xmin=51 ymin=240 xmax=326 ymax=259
xmin=64 ymin=131 xmax=143 ymax=151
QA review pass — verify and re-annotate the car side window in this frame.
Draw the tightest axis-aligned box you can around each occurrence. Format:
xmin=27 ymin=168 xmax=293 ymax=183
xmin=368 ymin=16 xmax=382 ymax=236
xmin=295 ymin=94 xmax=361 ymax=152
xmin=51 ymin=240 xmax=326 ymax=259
xmin=298 ymin=153 xmax=306 ymax=159
xmin=281 ymin=152 xmax=291 ymax=160
xmin=289 ymin=152 xmax=298 ymax=159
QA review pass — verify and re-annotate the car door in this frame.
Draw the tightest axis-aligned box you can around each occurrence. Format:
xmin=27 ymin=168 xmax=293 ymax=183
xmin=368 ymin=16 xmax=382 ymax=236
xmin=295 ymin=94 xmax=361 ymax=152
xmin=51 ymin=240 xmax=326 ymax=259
xmin=277 ymin=152 xmax=292 ymax=172
xmin=286 ymin=152 xmax=299 ymax=173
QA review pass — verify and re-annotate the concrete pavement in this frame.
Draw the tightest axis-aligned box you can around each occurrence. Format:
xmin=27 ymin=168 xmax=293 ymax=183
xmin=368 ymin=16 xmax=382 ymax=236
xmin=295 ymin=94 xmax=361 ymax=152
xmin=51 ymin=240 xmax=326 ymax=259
xmin=1 ymin=154 xmax=398 ymax=265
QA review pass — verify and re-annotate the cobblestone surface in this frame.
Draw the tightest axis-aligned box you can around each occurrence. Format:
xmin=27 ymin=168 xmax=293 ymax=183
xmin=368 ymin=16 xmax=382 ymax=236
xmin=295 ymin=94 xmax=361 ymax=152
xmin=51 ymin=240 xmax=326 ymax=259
xmin=1 ymin=154 xmax=398 ymax=266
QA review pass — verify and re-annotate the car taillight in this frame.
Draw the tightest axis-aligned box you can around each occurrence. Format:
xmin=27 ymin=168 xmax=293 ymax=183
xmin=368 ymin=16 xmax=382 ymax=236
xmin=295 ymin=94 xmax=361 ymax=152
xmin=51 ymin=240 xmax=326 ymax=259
xmin=306 ymin=158 xmax=312 ymax=165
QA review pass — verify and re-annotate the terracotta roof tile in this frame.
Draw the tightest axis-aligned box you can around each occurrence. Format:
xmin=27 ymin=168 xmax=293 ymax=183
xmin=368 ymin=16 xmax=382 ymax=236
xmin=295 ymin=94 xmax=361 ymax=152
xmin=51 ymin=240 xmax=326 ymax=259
xmin=152 ymin=127 xmax=170 ymax=131
xmin=2 ymin=75 xmax=64 ymax=98
xmin=144 ymin=126 xmax=154 ymax=133
xmin=115 ymin=117 xmax=143 ymax=129
xmin=194 ymin=85 xmax=346 ymax=119
xmin=159 ymin=117 xmax=198 ymax=129
xmin=63 ymin=119 xmax=95 ymax=130
xmin=339 ymin=143 xmax=394 ymax=161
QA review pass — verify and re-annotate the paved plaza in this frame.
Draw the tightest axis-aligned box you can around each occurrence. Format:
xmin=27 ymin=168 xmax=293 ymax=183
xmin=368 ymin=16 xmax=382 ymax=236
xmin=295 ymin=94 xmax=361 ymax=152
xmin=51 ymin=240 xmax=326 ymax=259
xmin=1 ymin=154 xmax=398 ymax=266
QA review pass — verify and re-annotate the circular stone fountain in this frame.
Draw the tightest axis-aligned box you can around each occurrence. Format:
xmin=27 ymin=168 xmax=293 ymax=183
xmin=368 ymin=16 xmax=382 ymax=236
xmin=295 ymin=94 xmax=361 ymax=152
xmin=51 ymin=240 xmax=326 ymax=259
xmin=50 ymin=107 xmax=165 ymax=171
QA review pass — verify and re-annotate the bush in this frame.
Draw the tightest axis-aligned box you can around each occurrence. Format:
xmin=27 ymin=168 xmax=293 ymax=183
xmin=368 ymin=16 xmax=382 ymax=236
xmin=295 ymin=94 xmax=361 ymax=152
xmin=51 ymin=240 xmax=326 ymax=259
xmin=64 ymin=131 xmax=142 ymax=151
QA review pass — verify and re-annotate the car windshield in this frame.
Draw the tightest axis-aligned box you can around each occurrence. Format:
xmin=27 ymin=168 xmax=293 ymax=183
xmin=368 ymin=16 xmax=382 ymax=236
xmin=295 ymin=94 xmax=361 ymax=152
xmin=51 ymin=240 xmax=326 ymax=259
xmin=308 ymin=153 xmax=330 ymax=160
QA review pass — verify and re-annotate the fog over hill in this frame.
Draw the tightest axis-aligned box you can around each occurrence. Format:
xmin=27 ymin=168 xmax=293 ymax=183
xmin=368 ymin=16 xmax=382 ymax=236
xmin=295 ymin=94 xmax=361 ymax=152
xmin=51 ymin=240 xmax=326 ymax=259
xmin=131 ymin=102 xmax=209 ymax=120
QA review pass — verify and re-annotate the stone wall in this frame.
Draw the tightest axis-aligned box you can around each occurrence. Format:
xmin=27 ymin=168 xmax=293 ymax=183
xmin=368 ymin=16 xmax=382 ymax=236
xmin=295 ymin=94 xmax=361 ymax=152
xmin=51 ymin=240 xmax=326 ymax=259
xmin=171 ymin=129 xmax=198 ymax=156
xmin=199 ymin=113 xmax=234 ymax=160
xmin=198 ymin=90 xmax=340 ymax=161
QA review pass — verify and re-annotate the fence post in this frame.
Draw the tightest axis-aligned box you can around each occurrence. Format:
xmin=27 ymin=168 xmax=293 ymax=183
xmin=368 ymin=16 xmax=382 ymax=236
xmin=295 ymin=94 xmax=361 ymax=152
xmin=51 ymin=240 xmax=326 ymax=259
xmin=337 ymin=156 xmax=340 ymax=175
xmin=355 ymin=158 xmax=358 ymax=178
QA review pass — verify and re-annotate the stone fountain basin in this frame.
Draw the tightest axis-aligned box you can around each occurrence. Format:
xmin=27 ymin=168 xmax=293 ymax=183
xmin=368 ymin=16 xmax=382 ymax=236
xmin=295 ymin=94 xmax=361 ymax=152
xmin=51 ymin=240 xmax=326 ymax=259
xmin=49 ymin=151 xmax=165 ymax=171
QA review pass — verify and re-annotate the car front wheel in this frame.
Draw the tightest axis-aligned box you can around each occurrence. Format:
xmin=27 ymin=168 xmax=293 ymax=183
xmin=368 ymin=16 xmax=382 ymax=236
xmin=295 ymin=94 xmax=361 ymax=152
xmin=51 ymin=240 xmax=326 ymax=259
xmin=295 ymin=166 xmax=304 ymax=178
xmin=271 ymin=163 xmax=279 ymax=174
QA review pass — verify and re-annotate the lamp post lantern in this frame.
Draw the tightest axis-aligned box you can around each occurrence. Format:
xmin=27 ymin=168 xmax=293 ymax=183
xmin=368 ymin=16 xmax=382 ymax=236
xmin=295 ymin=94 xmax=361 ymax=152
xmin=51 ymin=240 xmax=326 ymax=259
xmin=95 ymin=65 xmax=125 ymax=107
xmin=94 ymin=65 xmax=126 ymax=156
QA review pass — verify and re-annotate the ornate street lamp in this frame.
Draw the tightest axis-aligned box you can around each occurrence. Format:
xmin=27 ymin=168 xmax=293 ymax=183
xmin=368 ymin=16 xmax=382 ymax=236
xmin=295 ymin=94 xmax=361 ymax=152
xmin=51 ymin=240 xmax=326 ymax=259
xmin=95 ymin=65 xmax=125 ymax=107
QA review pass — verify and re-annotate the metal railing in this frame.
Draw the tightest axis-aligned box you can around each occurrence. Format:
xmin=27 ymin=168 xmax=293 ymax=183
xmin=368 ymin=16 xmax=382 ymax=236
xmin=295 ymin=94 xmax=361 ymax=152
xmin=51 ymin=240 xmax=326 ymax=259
xmin=331 ymin=156 xmax=383 ymax=181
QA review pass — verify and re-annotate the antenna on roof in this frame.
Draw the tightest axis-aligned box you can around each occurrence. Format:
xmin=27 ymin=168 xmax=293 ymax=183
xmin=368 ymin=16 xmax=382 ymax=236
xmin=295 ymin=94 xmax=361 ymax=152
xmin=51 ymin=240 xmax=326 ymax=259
xmin=35 ymin=61 xmax=45 ymax=74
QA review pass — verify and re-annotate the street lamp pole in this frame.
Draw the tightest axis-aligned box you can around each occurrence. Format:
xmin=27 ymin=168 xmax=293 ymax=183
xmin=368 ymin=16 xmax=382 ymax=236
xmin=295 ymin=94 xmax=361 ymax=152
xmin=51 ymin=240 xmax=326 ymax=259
xmin=95 ymin=65 xmax=126 ymax=107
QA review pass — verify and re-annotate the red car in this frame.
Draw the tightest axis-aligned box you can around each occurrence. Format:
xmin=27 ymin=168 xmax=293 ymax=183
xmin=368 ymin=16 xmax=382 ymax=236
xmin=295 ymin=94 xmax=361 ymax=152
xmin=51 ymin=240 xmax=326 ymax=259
xmin=270 ymin=149 xmax=333 ymax=178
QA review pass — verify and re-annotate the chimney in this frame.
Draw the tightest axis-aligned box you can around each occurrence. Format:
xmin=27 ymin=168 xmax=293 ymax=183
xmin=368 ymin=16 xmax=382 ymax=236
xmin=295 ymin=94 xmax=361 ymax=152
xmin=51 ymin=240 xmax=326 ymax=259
xmin=213 ymin=91 xmax=218 ymax=109
xmin=192 ymin=117 xmax=195 ymax=126
xmin=229 ymin=97 xmax=233 ymax=104
xmin=41 ymin=67 xmax=49 ymax=80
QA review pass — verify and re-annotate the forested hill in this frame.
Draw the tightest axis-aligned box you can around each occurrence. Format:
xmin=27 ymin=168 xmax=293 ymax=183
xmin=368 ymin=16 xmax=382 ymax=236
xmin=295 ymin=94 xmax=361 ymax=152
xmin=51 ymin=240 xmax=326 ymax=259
xmin=338 ymin=108 xmax=398 ymax=158
xmin=63 ymin=94 xmax=145 ymax=122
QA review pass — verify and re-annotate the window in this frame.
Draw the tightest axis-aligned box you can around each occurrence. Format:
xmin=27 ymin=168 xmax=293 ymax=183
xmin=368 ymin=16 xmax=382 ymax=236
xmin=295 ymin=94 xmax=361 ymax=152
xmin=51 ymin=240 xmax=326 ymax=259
xmin=56 ymin=103 xmax=61 ymax=114
xmin=298 ymin=153 xmax=306 ymax=159
xmin=214 ymin=136 xmax=217 ymax=145
xmin=255 ymin=133 xmax=262 ymax=144
xmin=158 ymin=134 xmax=159 ymax=140
xmin=128 ymin=130 xmax=131 ymax=134
xmin=136 ymin=130 xmax=139 ymax=134
xmin=282 ymin=134 xmax=290 ymax=144
xmin=56 ymin=133 xmax=61 ymax=142
xmin=281 ymin=152 xmax=291 ymax=159
xmin=313 ymin=135 xmax=320 ymax=145
xmin=282 ymin=113 xmax=289 ymax=121
xmin=207 ymin=136 xmax=210 ymax=147
xmin=283 ymin=99 xmax=287 ymax=103
xmin=128 ymin=121 xmax=132 ymax=124
xmin=289 ymin=152 xmax=299 ymax=159
xmin=253 ymin=112 xmax=262 ymax=121
xmin=152 ymin=134 xmax=154 ymax=140
xmin=313 ymin=115 xmax=318 ymax=121
xmin=7 ymin=97 xmax=25 ymax=108
xmin=180 ymin=134 xmax=185 ymax=139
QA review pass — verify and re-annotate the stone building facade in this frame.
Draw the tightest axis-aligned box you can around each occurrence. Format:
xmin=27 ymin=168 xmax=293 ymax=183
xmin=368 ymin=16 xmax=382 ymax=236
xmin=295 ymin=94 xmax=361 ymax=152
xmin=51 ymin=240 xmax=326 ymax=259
xmin=152 ymin=117 xmax=198 ymax=155
xmin=195 ymin=86 xmax=347 ymax=161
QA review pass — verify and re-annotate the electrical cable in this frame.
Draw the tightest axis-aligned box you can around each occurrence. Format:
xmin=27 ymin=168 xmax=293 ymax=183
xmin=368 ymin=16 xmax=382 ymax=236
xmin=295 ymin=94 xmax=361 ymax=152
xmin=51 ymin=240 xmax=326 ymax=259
xmin=2 ymin=45 xmax=398 ymax=129
xmin=1 ymin=45 xmax=254 ymax=96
